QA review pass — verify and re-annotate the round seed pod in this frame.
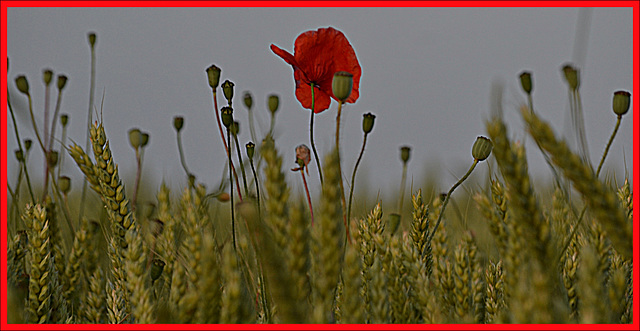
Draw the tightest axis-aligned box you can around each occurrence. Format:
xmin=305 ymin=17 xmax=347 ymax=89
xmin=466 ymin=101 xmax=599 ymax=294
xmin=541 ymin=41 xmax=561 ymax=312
xmin=57 ymin=75 xmax=68 ymax=90
xmin=206 ymin=64 xmax=221 ymax=89
xmin=400 ymin=146 xmax=411 ymax=164
xmin=222 ymin=80 xmax=235 ymax=105
xmin=15 ymin=149 xmax=24 ymax=162
xmin=87 ymin=32 xmax=97 ymax=48
xmin=150 ymin=259 xmax=165 ymax=282
xmin=519 ymin=71 xmax=532 ymax=94
xmin=60 ymin=114 xmax=69 ymax=127
xmin=128 ymin=128 xmax=143 ymax=149
xmin=362 ymin=112 xmax=376 ymax=134
xmin=58 ymin=176 xmax=71 ymax=195
xmin=230 ymin=121 xmax=240 ymax=136
xmin=472 ymin=136 xmax=493 ymax=161
xmin=141 ymin=132 xmax=150 ymax=148
xmin=24 ymin=139 xmax=32 ymax=152
xmin=221 ymin=107 xmax=234 ymax=128
xmin=243 ymin=92 xmax=253 ymax=109
xmin=246 ymin=142 xmax=255 ymax=160
xmin=47 ymin=150 xmax=59 ymax=168
xmin=332 ymin=71 xmax=353 ymax=102
xmin=15 ymin=75 xmax=29 ymax=94
xmin=612 ymin=90 xmax=631 ymax=116
xmin=173 ymin=116 xmax=184 ymax=132
xmin=562 ymin=64 xmax=580 ymax=90
xmin=268 ymin=94 xmax=279 ymax=115
xmin=43 ymin=69 xmax=53 ymax=86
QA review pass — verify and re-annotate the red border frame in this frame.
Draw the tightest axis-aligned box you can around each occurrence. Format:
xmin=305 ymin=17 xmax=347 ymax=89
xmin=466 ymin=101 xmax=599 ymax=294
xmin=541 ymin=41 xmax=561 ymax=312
xmin=1 ymin=1 xmax=638 ymax=330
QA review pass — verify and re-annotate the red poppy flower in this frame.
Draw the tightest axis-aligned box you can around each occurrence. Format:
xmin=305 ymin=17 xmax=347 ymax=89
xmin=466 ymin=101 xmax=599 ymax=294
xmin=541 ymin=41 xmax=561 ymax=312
xmin=271 ymin=27 xmax=361 ymax=113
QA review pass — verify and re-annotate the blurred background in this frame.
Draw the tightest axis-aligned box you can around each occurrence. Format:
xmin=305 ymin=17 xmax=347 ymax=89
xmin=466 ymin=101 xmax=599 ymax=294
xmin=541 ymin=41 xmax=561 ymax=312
xmin=5 ymin=6 xmax=634 ymax=214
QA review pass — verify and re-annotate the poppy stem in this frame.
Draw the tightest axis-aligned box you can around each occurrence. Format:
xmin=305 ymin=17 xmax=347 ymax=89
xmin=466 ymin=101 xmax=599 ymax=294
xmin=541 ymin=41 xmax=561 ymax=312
xmin=301 ymin=169 xmax=314 ymax=226
xmin=346 ymin=131 xmax=368 ymax=245
xmin=227 ymin=127 xmax=238 ymax=255
xmin=335 ymin=101 xmax=351 ymax=244
xmin=309 ymin=83 xmax=324 ymax=186
xmin=212 ymin=90 xmax=243 ymax=201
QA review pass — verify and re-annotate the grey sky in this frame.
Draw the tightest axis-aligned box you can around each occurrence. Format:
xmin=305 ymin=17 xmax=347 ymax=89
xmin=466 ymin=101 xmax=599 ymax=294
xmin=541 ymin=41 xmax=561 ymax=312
xmin=6 ymin=6 xmax=634 ymax=206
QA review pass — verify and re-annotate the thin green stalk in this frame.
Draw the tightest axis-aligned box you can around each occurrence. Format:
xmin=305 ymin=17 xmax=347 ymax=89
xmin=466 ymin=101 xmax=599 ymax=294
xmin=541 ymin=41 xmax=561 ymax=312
xmin=232 ymin=132 xmax=249 ymax=197
xmin=427 ymin=159 xmax=478 ymax=244
xmin=397 ymin=161 xmax=408 ymax=220
xmin=211 ymin=91 xmax=243 ymax=201
xmin=8 ymin=91 xmax=35 ymax=203
xmin=309 ymin=83 xmax=324 ymax=185
xmin=249 ymin=158 xmax=261 ymax=215
xmin=248 ymin=107 xmax=258 ymax=144
xmin=176 ymin=130 xmax=191 ymax=177
xmin=57 ymin=124 xmax=68 ymax=178
xmin=227 ymin=128 xmax=237 ymax=254
xmin=335 ymin=101 xmax=349 ymax=243
xmin=346 ymin=132 xmax=368 ymax=240
xmin=48 ymin=87 xmax=64 ymax=152
xmin=79 ymin=39 xmax=96 ymax=220
xmin=557 ymin=114 xmax=623 ymax=265
xmin=131 ymin=147 xmax=143 ymax=213
xmin=300 ymin=170 xmax=314 ymax=226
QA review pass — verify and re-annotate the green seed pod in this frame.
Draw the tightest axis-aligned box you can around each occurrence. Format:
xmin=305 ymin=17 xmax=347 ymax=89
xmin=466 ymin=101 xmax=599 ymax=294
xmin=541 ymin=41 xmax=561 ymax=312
xmin=206 ymin=64 xmax=221 ymax=89
xmin=362 ymin=112 xmax=376 ymax=134
xmin=332 ymin=71 xmax=354 ymax=102
xmin=519 ymin=71 xmax=533 ymax=94
xmin=188 ymin=173 xmax=196 ymax=187
xmin=243 ymin=91 xmax=253 ymax=109
xmin=15 ymin=75 xmax=29 ymax=94
xmin=612 ymin=90 xmax=631 ymax=116
xmin=128 ymin=128 xmax=142 ymax=149
xmin=57 ymin=75 xmax=68 ymax=90
xmin=388 ymin=213 xmax=401 ymax=235
xmin=472 ymin=136 xmax=493 ymax=161
xmin=221 ymin=107 xmax=234 ymax=128
xmin=246 ymin=142 xmax=255 ymax=160
xmin=230 ymin=121 xmax=240 ymax=136
xmin=60 ymin=114 xmax=69 ymax=127
xmin=87 ymin=32 xmax=97 ymax=48
xmin=42 ymin=69 xmax=53 ymax=86
xmin=173 ymin=116 xmax=184 ymax=132
xmin=222 ymin=80 xmax=235 ymax=105
xmin=400 ymin=146 xmax=411 ymax=164
xmin=15 ymin=149 xmax=24 ymax=162
xmin=47 ymin=150 xmax=59 ymax=168
xmin=150 ymin=259 xmax=166 ymax=282
xmin=58 ymin=176 xmax=71 ymax=195
xmin=24 ymin=139 xmax=32 ymax=152
xmin=562 ymin=64 xmax=580 ymax=90
xmin=268 ymin=94 xmax=279 ymax=115
xmin=141 ymin=132 xmax=150 ymax=147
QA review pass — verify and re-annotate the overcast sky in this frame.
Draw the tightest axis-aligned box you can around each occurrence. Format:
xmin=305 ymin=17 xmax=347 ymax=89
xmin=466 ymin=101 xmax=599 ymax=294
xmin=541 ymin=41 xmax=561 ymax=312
xmin=5 ymin=6 xmax=634 ymax=207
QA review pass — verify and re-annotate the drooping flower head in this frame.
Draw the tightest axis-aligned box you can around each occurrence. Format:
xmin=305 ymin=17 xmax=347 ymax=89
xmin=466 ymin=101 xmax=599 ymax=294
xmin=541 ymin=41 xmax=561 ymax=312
xmin=271 ymin=27 xmax=361 ymax=113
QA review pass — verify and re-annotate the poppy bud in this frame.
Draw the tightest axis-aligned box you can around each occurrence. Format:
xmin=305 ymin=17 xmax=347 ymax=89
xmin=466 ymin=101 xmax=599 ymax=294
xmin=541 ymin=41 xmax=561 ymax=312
xmin=141 ymin=132 xmax=150 ymax=147
xmin=268 ymin=94 xmax=279 ymax=115
xmin=222 ymin=80 xmax=235 ymax=105
xmin=58 ymin=176 xmax=71 ymax=195
xmin=295 ymin=144 xmax=311 ymax=168
xmin=150 ymin=259 xmax=165 ymax=282
xmin=173 ymin=116 xmax=184 ymax=132
xmin=57 ymin=75 xmax=68 ymax=90
xmin=400 ymin=146 xmax=411 ymax=164
xmin=43 ymin=69 xmax=53 ymax=86
xmin=562 ymin=64 xmax=580 ymax=90
xmin=221 ymin=107 xmax=234 ymax=128
xmin=47 ymin=150 xmax=59 ymax=168
xmin=243 ymin=92 xmax=253 ymax=109
xmin=15 ymin=75 xmax=29 ymax=94
xmin=87 ymin=32 xmax=97 ymax=48
xmin=519 ymin=71 xmax=532 ymax=94
xmin=332 ymin=71 xmax=353 ymax=102
xmin=472 ymin=136 xmax=493 ymax=161
xmin=206 ymin=64 xmax=221 ymax=89
xmin=15 ymin=149 xmax=24 ymax=162
xmin=217 ymin=192 xmax=230 ymax=202
xmin=24 ymin=139 xmax=32 ymax=152
xmin=246 ymin=142 xmax=255 ymax=160
xmin=388 ymin=213 xmax=401 ymax=235
xmin=60 ymin=114 xmax=69 ymax=127
xmin=612 ymin=90 xmax=631 ymax=116
xmin=362 ymin=112 xmax=376 ymax=134
xmin=128 ymin=128 xmax=142 ymax=149
xmin=230 ymin=121 xmax=240 ymax=136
